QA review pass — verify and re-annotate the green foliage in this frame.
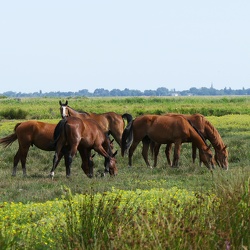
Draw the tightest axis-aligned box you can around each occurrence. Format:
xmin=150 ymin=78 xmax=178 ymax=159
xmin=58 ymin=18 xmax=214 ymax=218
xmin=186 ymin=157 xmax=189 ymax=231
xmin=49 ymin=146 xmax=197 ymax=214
xmin=0 ymin=108 xmax=28 ymax=119
xmin=0 ymin=96 xmax=250 ymax=120
xmin=0 ymin=181 xmax=249 ymax=249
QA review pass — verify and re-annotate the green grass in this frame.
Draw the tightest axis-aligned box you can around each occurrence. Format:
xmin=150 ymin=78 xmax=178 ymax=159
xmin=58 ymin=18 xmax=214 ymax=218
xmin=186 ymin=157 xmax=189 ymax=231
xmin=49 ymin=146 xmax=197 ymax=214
xmin=0 ymin=96 xmax=250 ymax=120
xmin=0 ymin=97 xmax=249 ymax=249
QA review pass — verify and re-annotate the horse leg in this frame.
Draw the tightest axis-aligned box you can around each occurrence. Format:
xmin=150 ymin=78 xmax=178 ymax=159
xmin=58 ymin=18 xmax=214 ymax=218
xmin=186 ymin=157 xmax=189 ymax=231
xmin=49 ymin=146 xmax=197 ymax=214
xmin=12 ymin=149 xmax=21 ymax=176
xmin=60 ymin=144 xmax=78 ymax=178
xmin=50 ymin=145 xmax=65 ymax=178
xmin=93 ymin=145 xmax=111 ymax=174
xmin=19 ymin=147 xmax=29 ymax=177
xmin=165 ymin=143 xmax=173 ymax=166
xmin=153 ymin=143 xmax=161 ymax=168
xmin=142 ymin=138 xmax=151 ymax=168
xmin=63 ymin=151 xmax=71 ymax=177
xmin=172 ymin=142 xmax=181 ymax=167
xmin=78 ymin=146 xmax=93 ymax=178
xmin=51 ymin=151 xmax=64 ymax=173
xmin=109 ymin=130 xmax=122 ymax=147
xmin=50 ymin=152 xmax=60 ymax=178
xmin=82 ymin=151 xmax=93 ymax=178
xmin=192 ymin=143 xmax=197 ymax=164
xmin=128 ymin=141 xmax=140 ymax=167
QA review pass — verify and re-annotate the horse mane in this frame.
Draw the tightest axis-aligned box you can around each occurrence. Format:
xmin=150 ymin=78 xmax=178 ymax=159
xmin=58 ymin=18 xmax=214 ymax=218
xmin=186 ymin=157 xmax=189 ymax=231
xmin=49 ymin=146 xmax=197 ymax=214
xmin=67 ymin=105 xmax=90 ymax=116
xmin=187 ymin=119 xmax=208 ymax=147
xmin=105 ymin=133 xmax=113 ymax=156
xmin=60 ymin=100 xmax=90 ymax=116
xmin=204 ymin=119 xmax=225 ymax=147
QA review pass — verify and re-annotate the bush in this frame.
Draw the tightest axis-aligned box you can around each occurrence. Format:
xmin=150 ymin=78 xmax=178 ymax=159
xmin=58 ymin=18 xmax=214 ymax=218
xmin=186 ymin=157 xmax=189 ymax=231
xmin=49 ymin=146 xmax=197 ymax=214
xmin=0 ymin=108 xmax=28 ymax=119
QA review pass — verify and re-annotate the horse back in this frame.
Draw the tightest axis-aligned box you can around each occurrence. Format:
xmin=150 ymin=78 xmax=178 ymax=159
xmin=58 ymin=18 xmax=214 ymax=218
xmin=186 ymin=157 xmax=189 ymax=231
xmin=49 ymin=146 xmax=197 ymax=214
xmin=134 ymin=115 xmax=193 ymax=143
xmin=12 ymin=120 xmax=56 ymax=150
xmin=89 ymin=112 xmax=121 ymax=133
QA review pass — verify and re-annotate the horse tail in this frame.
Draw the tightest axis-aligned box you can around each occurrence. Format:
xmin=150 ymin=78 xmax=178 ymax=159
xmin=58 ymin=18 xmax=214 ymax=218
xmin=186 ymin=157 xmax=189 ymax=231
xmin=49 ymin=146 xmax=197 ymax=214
xmin=122 ymin=113 xmax=133 ymax=125
xmin=187 ymin=119 xmax=208 ymax=146
xmin=121 ymin=120 xmax=134 ymax=156
xmin=0 ymin=122 xmax=21 ymax=148
xmin=53 ymin=119 xmax=68 ymax=146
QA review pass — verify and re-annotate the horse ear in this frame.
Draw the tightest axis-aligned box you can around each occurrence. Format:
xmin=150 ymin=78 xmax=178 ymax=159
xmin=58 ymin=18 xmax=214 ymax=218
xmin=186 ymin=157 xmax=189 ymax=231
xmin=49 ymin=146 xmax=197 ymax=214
xmin=66 ymin=100 xmax=68 ymax=105
xmin=113 ymin=150 xmax=118 ymax=157
xmin=59 ymin=100 xmax=62 ymax=105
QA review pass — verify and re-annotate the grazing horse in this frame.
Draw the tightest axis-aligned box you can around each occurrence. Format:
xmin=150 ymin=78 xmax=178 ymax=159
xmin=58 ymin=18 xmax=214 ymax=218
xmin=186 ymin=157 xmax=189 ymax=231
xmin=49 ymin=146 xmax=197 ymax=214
xmin=59 ymin=100 xmax=133 ymax=147
xmin=50 ymin=116 xmax=118 ymax=178
xmin=151 ymin=113 xmax=228 ymax=169
xmin=121 ymin=114 xmax=215 ymax=170
xmin=0 ymin=121 xmax=73 ymax=176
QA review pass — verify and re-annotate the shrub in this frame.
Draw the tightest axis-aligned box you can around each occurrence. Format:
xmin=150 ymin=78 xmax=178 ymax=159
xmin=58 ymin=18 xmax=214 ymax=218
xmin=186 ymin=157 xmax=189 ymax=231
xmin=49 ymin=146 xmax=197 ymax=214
xmin=0 ymin=108 xmax=28 ymax=119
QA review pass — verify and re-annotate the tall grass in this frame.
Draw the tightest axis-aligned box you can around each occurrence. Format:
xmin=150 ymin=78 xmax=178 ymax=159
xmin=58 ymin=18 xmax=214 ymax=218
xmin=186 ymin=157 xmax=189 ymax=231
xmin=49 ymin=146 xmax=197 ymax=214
xmin=0 ymin=96 xmax=250 ymax=119
xmin=55 ymin=174 xmax=249 ymax=249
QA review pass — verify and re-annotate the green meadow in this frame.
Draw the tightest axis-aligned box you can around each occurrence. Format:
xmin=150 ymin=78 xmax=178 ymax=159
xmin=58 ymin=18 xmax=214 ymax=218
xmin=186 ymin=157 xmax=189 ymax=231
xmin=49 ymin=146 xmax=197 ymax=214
xmin=0 ymin=96 xmax=249 ymax=249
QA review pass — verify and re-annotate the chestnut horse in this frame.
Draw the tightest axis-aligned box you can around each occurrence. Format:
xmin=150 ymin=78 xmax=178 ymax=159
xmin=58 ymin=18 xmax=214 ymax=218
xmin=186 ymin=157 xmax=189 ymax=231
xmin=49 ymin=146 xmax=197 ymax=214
xmin=50 ymin=116 xmax=118 ymax=178
xmin=0 ymin=121 xmax=74 ymax=176
xmin=59 ymin=100 xmax=133 ymax=147
xmin=121 ymin=114 xmax=215 ymax=170
xmin=151 ymin=113 xmax=228 ymax=169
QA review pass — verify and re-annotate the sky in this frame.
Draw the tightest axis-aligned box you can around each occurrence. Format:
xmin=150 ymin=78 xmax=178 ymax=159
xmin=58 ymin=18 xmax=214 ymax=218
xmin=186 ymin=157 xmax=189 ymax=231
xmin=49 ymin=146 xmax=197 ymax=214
xmin=0 ymin=1 xmax=250 ymax=94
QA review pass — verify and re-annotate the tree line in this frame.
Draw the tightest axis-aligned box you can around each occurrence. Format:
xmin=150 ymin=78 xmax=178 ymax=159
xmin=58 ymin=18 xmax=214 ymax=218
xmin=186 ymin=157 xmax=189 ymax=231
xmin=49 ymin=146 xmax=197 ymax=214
xmin=1 ymin=86 xmax=249 ymax=98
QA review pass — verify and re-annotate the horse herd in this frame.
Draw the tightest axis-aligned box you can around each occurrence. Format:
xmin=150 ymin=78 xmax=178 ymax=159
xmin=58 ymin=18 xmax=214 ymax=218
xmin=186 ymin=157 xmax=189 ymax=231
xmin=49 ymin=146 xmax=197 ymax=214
xmin=0 ymin=100 xmax=229 ymax=178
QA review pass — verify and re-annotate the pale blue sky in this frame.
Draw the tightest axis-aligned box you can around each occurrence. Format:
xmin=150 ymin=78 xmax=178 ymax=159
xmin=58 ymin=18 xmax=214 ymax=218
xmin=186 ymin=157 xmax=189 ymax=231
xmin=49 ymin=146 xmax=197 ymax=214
xmin=0 ymin=1 xmax=249 ymax=93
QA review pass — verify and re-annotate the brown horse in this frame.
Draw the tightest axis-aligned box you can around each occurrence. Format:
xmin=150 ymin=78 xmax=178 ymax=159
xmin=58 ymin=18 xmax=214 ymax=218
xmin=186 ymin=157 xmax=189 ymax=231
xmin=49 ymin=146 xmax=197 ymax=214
xmin=151 ymin=113 xmax=228 ymax=169
xmin=50 ymin=116 xmax=118 ymax=178
xmin=59 ymin=100 xmax=133 ymax=147
xmin=0 ymin=121 xmax=74 ymax=176
xmin=121 ymin=114 xmax=215 ymax=170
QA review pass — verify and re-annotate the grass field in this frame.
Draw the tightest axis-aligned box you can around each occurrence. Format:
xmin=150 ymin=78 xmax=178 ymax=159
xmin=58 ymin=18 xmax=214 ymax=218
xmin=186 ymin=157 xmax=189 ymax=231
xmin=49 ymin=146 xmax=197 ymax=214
xmin=0 ymin=96 xmax=249 ymax=249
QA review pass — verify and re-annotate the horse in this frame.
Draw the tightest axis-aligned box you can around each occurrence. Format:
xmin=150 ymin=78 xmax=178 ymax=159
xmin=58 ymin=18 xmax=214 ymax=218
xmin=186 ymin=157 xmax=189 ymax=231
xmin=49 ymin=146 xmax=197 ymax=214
xmin=150 ymin=113 xmax=228 ymax=169
xmin=50 ymin=116 xmax=118 ymax=178
xmin=59 ymin=100 xmax=133 ymax=147
xmin=0 ymin=121 xmax=74 ymax=176
xmin=121 ymin=114 xmax=215 ymax=170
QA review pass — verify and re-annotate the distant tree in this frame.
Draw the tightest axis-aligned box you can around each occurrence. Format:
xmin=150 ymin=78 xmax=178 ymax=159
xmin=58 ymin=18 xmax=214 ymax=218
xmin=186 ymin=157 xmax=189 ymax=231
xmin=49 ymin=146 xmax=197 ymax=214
xmin=144 ymin=90 xmax=157 ymax=96
xmin=156 ymin=87 xmax=169 ymax=96
xmin=93 ymin=88 xmax=110 ymax=96
xmin=78 ymin=89 xmax=91 ymax=96
xmin=110 ymin=89 xmax=122 ymax=96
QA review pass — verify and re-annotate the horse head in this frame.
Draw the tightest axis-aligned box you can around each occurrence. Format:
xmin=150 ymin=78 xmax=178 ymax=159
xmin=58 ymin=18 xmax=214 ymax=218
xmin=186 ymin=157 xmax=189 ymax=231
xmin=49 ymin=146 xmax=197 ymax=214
xmin=199 ymin=144 xmax=215 ymax=170
xmin=104 ymin=150 xmax=118 ymax=176
xmin=215 ymin=145 xmax=229 ymax=170
xmin=59 ymin=100 xmax=69 ymax=118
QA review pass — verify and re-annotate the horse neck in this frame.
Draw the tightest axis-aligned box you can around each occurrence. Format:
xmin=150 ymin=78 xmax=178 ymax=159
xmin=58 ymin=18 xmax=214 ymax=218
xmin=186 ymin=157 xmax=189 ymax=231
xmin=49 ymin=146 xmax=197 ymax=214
xmin=68 ymin=107 xmax=89 ymax=118
xmin=204 ymin=120 xmax=225 ymax=150
xmin=189 ymin=127 xmax=208 ymax=150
